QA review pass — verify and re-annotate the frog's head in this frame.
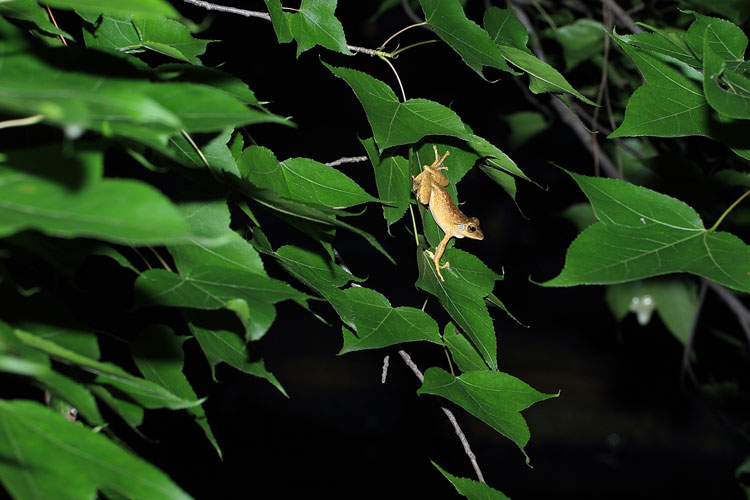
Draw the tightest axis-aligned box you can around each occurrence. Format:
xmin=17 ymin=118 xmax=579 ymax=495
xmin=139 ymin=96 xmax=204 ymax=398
xmin=456 ymin=217 xmax=484 ymax=240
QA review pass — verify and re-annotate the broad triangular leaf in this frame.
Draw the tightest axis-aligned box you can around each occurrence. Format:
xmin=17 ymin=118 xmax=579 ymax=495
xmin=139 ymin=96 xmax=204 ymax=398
xmin=418 ymin=367 xmax=558 ymax=464
xmin=542 ymin=171 xmax=750 ymax=292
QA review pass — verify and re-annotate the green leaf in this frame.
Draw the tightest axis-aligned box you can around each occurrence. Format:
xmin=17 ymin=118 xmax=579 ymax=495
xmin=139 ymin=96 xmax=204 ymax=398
xmin=263 ymin=0 xmax=293 ymax=43
xmin=168 ymin=200 xmax=266 ymax=276
xmin=134 ymin=268 xmax=309 ymax=341
xmin=419 ymin=0 xmax=514 ymax=76
xmin=0 ymin=0 xmax=74 ymax=40
xmin=605 ymin=277 xmax=698 ymax=344
xmin=287 ymin=0 xmax=350 ymax=57
xmin=703 ymin=40 xmax=750 ymax=119
xmin=541 ymin=171 xmax=750 ymax=293
xmin=685 ymin=12 xmax=747 ymax=71
xmin=188 ymin=319 xmax=286 ymax=396
xmin=44 ymin=0 xmax=179 ymax=16
xmin=89 ymin=386 xmax=144 ymax=428
xmin=83 ymin=14 xmax=211 ymax=64
xmin=131 ymin=326 xmax=221 ymax=458
xmin=503 ymin=111 xmax=549 ymax=149
xmin=608 ymin=32 xmax=722 ymax=139
xmin=36 ymin=370 xmax=106 ymax=427
xmin=624 ymin=28 xmax=698 ymax=66
xmin=418 ymin=367 xmax=558 ymax=464
xmin=0 ymin=400 xmax=192 ymax=500
xmin=416 ymin=248 xmax=500 ymax=370
xmin=443 ymin=323 xmax=487 ymax=373
xmin=361 ymin=137 xmax=411 ymax=227
xmin=14 ymin=329 xmax=203 ymax=410
xmin=433 ymin=462 xmax=511 ymax=500
xmin=16 ymin=322 xmax=100 ymax=360
xmin=255 ymin=242 xmax=363 ymax=295
xmin=0 ymin=147 xmax=196 ymax=245
xmin=324 ymin=62 xmax=526 ymax=181
xmin=238 ymin=146 xmax=378 ymax=208
xmin=237 ymin=182 xmax=395 ymax=264
xmin=329 ymin=287 xmax=442 ymax=354
xmin=483 ymin=6 xmax=529 ymax=51
xmin=548 ymin=18 xmax=605 ymax=71
xmin=495 ymin=44 xmax=597 ymax=105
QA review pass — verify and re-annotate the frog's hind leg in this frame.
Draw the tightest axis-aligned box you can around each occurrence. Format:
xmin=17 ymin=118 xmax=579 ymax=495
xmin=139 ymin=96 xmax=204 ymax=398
xmin=427 ymin=233 xmax=453 ymax=282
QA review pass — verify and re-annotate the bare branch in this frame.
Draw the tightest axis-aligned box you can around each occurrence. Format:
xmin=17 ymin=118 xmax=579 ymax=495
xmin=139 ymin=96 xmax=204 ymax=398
xmin=681 ymin=279 xmax=707 ymax=387
xmin=397 ymin=350 xmax=486 ymax=483
xmin=382 ymin=355 xmax=390 ymax=384
xmin=601 ymin=0 xmax=643 ymax=34
xmin=705 ymin=280 xmax=750 ymax=348
xmin=325 ymin=156 xmax=369 ymax=167
xmin=401 ymin=0 xmax=424 ymax=24
xmin=512 ymin=4 xmax=622 ymax=179
xmin=182 ymin=0 xmax=271 ymax=19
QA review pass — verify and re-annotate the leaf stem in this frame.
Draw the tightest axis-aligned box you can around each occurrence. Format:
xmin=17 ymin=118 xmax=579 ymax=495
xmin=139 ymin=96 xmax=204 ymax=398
xmin=708 ymin=190 xmax=750 ymax=232
xmin=0 ymin=115 xmax=44 ymax=129
xmin=379 ymin=21 xmax=428 ymax=51
xmin=388 ymin=39 xmax=439 ymax=58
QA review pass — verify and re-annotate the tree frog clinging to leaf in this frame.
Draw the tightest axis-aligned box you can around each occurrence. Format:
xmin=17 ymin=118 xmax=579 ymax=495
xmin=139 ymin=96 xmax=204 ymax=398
xmin=412 ymin=146 xmax=484 ymax=282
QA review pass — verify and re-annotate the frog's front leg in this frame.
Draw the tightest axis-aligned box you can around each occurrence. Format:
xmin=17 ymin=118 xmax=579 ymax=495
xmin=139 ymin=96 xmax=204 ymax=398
xmin=427 ymin=233 xmax=453 ymax=282
xmin=412 ymin=170 xmax=432 ymax=205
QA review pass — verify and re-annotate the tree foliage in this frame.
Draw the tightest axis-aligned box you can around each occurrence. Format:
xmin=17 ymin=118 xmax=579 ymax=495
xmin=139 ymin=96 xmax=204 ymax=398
xmin=0 ymin=0 xmax=748 ymax=498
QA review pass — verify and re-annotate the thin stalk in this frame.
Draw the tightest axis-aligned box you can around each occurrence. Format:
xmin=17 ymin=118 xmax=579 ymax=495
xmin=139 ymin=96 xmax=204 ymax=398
xmin=380 ymin=21 xmax=428 ymax=51
xmin=708 ymin=190 xmax=750 ymax=232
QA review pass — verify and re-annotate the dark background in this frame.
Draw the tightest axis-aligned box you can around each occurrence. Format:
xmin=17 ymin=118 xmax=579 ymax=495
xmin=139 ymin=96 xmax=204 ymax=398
xmin=8 ymin=1 xmax=747 ymax=499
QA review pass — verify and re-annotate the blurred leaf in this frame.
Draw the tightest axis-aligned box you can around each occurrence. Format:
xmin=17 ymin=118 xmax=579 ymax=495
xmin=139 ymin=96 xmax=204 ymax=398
xmin=0 ymin=147 xmax=197 ymax=245
xmin=239 ymin=146 xmax=378 ymax=208
xmin=605 ymin=277 xmax=698 ymax=344
xmin=83 ymin=13 xmax=212 ymax=64
xmin=89 ymin=385 xmax=145 ymax=428
xmin=542 ymin=171 xmax=750 ymax=292
xmin=418 ymin=367 xmax=558 ymax=464
xmin=420 ymin=0 xmax=514 ymax=76
xmin=0 ymin=0 xmax=74 ymax=40
xmin=560 ymin=202 xmax=597 ymax=231
xmin=483 ymin=6 xmax=529 ymax=50
xmin=0 ymin=400 xmax=192 ymax=500
xmin=433 ymin=462 xmax=511 ymax=499
xmin=503 ymin=111 xmax=549 ymax=149
xmin=131 ymin=326 xmax=221 ymax=458
xmin=443 ymin=322 xmax=487 ymax=373
xmin=36 ymin=370 xmax=105 ymax=426
xmin=14 ymin=328 xmax=204 ymax=410
xmin=548 ymin=18 xmax=604 ymax=71
xmin=416 ymin=248 xmax=500 ymax=370
xmin=44 ymin=0 xmax=179 ymax=16
xmin=330 ymin=287 xmax=442 ymax=354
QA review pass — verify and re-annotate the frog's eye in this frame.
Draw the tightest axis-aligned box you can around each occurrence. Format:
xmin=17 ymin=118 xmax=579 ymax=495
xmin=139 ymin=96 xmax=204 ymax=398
xmin=457 ymin=224 xmax=466 ymax=231
xmin=468 ymin=225 xmax=477 ymax=232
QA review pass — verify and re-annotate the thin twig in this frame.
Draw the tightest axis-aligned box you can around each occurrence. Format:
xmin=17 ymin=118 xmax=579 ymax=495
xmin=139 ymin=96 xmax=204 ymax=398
xmin=705 ymin=281 xmax=750 ymax=348
xmin=401 ymin=0 xmax=424 ymax=24
xmin=681 ymin=279 xmax=708 ymax=387
xmin=0 ymin=115 xmax=44 ymax=129
xmin=511 ymin=4 xmax=622 ymax=179
xmin=591 ymin=2 xmax=613 ymax=177
xmin=382 ymin=355 xmax=390 ymax=384
xmin=182 ymin=0 xmax=271 ymax=19
xmin=45 ymin=5 xmax=68 ymax=46
xmin=325 ymin=156 xmax=368 ymax=167
xmin=397 ymin=350 xmax=486 ymax=483
xmin=601 ymin=0 xmax=643 ymax=34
